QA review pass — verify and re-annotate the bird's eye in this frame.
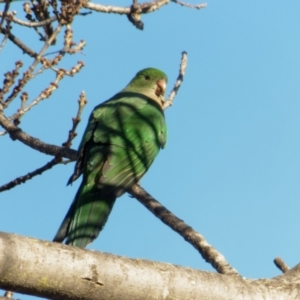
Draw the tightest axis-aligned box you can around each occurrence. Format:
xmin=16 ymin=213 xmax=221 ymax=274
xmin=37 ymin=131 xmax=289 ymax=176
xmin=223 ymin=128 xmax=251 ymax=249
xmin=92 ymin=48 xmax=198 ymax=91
xmin=144 ymin=75 xmax=151 ymax=80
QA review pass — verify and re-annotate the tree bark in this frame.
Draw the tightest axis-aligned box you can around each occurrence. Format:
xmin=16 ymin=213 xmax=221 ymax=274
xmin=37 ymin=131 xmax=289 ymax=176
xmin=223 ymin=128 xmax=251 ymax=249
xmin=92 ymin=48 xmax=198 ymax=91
xmin=0 ymin=232 xmax=300 ymax=299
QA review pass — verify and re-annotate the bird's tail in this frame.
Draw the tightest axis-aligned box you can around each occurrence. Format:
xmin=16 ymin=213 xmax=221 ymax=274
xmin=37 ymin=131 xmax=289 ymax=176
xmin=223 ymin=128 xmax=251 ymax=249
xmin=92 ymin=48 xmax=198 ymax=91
xmin=53 ymin=180 xmax=116 ymax=248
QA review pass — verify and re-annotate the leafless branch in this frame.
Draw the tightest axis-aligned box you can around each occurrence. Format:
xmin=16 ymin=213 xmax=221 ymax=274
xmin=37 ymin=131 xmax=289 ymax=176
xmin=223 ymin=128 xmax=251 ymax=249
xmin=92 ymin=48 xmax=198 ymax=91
xmin=0 ymin=20 xmax=10 ymax=52
xmin=0 ymin=27 xmax=37 ymax=57
xmin=129 ymin=184 xmax=240 ymax=276
xmin=8 ymin=69 xmax=65 ymax=120
xmin=0 ymin=157 xmax=62 ymax=193
xmin=62 ymin=91 xmax=87 ymax=148
xmin=0 ymin=60 xmax=23 ymax=103
xmin=0 ymin=108 xmax=77 ymax=159
xmin=163 ymin=51 xmax=187 ymax=110
xmin=23 ymin=2 xmax=48 ymax=42
xmin=84 ymin=0 xmax=206 ymax=15
xmin=0 ymin=0 xmax=10 ymax=31
xmin=274 ymin=257 xmax=290 ymax=273
xmin=3 ymin=70 xmax=31 ymax=108
xmin=171 ymin=0 xmax=207 ymax=9
xmin=28 ymin=23 xmax=62 ymax=72
xmin=82 ymin=2 xmax=132 ymax=14
xmin=0 ymin=11 xmax=57 ymax=27
xmin=0 ymin=91 xmax=87 ymax=192
xmin=12 ymin=91 xmax=28 ymax=126
xmin=33 ymin=0 xmax=55 ymax=43
xmin=68 ymin=40 xmax=86 ymax=54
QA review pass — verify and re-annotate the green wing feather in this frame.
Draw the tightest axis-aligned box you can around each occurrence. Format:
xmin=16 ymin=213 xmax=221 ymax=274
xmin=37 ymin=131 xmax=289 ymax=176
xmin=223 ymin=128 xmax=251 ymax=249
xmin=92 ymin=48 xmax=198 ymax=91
xmin=53 ymin=91 xmax=167 ymax=247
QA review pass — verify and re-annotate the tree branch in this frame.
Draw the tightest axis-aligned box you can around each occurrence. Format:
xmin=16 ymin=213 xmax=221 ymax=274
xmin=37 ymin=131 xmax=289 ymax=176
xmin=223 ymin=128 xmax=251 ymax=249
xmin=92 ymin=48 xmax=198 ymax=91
xmin=0 ymin=0 xmax=10 ymax=31
xmin=0 ymin=60 xmax=23 ymax=104
xmin=129 ymin=184 xmax=239 ymax=276
xmin=171 ymin=0 xmax=207 ymax=9
xmin=0 ymin=232 xmax=299 ymax=300
xmin=8 ymin=68 xmax=66 ymax=119
xmin=164 ymin=51 xmax=187 ymax=110
xmin=274 ymin=257 xmax=290 ymax=273
xmin=62 ymin=90 xmax=87 ymax=148
xmin=0 ymin=11 xmax=57 ymax=28
xmin=0 ymin=109 xmax=77 ymax=159
xmin=83 ymin=0 xmax=206 ymax=15
xmin=0 ymin=27 xmax=37 ymax=57
xmin=0 ymin=157 xmax=62 ymax=193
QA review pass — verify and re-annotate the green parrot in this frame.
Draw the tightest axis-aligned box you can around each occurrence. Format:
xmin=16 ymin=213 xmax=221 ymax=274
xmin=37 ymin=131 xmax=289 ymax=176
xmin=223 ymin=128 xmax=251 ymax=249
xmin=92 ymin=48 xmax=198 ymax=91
xmin=53 ymin=68 xmax=168 ymax=248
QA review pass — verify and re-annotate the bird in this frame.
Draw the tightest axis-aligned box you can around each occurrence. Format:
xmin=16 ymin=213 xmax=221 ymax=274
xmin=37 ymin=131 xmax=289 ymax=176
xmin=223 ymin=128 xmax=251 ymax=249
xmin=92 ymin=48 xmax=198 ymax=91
xmin=53 ymin=68 xmax=168 ymax=248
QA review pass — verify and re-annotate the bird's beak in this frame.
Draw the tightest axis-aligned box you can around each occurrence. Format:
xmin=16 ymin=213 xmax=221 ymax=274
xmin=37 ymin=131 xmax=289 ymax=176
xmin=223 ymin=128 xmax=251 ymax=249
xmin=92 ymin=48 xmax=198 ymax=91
xmin=155 ymin=78 xmax=167 ymax=97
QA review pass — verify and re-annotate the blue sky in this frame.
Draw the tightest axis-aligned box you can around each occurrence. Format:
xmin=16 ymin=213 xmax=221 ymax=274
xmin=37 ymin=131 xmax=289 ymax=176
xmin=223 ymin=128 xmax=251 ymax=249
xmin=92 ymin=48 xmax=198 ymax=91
xmin=1 ymin=1 xmax=300 ymax=298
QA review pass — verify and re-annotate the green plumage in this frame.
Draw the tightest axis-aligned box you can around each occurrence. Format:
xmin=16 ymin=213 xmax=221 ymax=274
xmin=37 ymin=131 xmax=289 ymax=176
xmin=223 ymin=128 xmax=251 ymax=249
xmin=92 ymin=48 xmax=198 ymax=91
xmin=53 ymin=68 xmax=168 ymax=248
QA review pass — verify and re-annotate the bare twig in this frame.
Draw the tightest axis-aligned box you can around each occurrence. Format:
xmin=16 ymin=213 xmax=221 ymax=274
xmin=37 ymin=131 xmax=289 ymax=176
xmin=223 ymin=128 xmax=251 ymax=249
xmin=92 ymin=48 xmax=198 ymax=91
xmin=83 ymin=2 xmax=132 ymax=14
xmin=171 ymin=0 xmax=207 ymax=9
xmin=129 ymin=184 xmax=240 ymax=276
xmin=29 ymin=23 xmax=62 ymax=72
xmin=1 ymin=22 xmax=62 ymax=107
xmin=0 ymin=11 xmax=57 ymax=27
xmin=7 ymin=62 xmax=83 ymax=121
xmin=163 ymin=51 xmax=187 ymax=110
xmin=0 ymin=109 xmax=77 ymax=159
xmin=64 ymin=60 xmax=85 ymax=76
xmin=8 ymin=68 xmax=65 ymax=120
xmin=0 ymin=60 xmax=23 ymax=103
xmin=0 ymin=16 xmax=13 ymax=52
xmin=68 ymin=40 xmax=85 ymax=54
xmin=33 ymin=0 xmax=55 ymax=43
xmin=3 ymin=70 xmax=31 ymax=108
xmin=0 ymin=94 xmax=87 ymax=192
xmin=274 ymin=257 xmax=290 ymax=273
xmin=0 ymin=157 xmax=62 ymax=193
xmin=84 ymin=0 xmax=168 ymax=15
xmin=63 ymin=25 xmax=73 ymax=50
xmin=13 ymin=91 xmax=28 ymax=126
xmin=84 ymin=0 xmax=206 ymax=15
xmin=61 ymin=26 xmax=86 ymax=54
xmin=0 ymin=27 xmax=37 ymax=57
xmin=62 ymin=91 xmax=87 ymax=148
xmin=23 ymin=2 xmax=47 ymax=42
xmin=0 ymin=0 xmax=10 ymax=31
xmin=31 ymin=54 xmax=63 ymax=78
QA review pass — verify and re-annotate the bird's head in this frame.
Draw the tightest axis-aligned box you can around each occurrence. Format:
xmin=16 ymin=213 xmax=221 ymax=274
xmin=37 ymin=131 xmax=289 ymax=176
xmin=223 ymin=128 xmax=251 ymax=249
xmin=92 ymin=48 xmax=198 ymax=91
xmin=125 ymin=68 xmax=168 ymax=108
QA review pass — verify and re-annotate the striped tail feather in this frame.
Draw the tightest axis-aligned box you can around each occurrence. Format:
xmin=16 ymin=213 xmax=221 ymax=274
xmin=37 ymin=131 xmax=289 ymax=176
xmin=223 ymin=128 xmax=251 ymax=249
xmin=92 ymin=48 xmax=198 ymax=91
xmin=53 ymin=180 xmax=116 ymax=248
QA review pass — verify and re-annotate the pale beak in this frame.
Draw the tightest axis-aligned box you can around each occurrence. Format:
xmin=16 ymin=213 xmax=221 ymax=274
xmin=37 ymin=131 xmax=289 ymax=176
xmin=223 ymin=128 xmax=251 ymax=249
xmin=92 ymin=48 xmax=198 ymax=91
xmin=155 ymin=78 xmax=167 ymax=97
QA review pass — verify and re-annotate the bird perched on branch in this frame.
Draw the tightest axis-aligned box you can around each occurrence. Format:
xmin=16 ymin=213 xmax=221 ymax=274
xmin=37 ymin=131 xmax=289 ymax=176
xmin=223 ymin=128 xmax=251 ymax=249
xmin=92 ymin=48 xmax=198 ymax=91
xmin=53 ymin=68 xmax=168 ymax=248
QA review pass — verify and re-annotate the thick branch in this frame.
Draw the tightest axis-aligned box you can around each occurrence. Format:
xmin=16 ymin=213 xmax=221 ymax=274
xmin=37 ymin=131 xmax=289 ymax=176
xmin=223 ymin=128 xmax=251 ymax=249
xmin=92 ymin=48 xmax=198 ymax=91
xmin=0 ymin=232 xmax=300 ymax=300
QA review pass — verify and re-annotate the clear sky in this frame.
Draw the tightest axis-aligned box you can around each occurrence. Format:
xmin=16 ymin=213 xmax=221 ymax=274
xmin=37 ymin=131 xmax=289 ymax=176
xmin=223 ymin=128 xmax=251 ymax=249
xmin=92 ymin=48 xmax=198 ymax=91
xmin=1 ymin=1 xmax=300 ymax=299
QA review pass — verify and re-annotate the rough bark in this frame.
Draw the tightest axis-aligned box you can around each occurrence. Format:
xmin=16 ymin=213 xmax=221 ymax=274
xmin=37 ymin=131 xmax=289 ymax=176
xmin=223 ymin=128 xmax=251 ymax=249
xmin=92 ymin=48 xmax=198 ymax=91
xmin=0 ymin=232 xmax=299 ymax=300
